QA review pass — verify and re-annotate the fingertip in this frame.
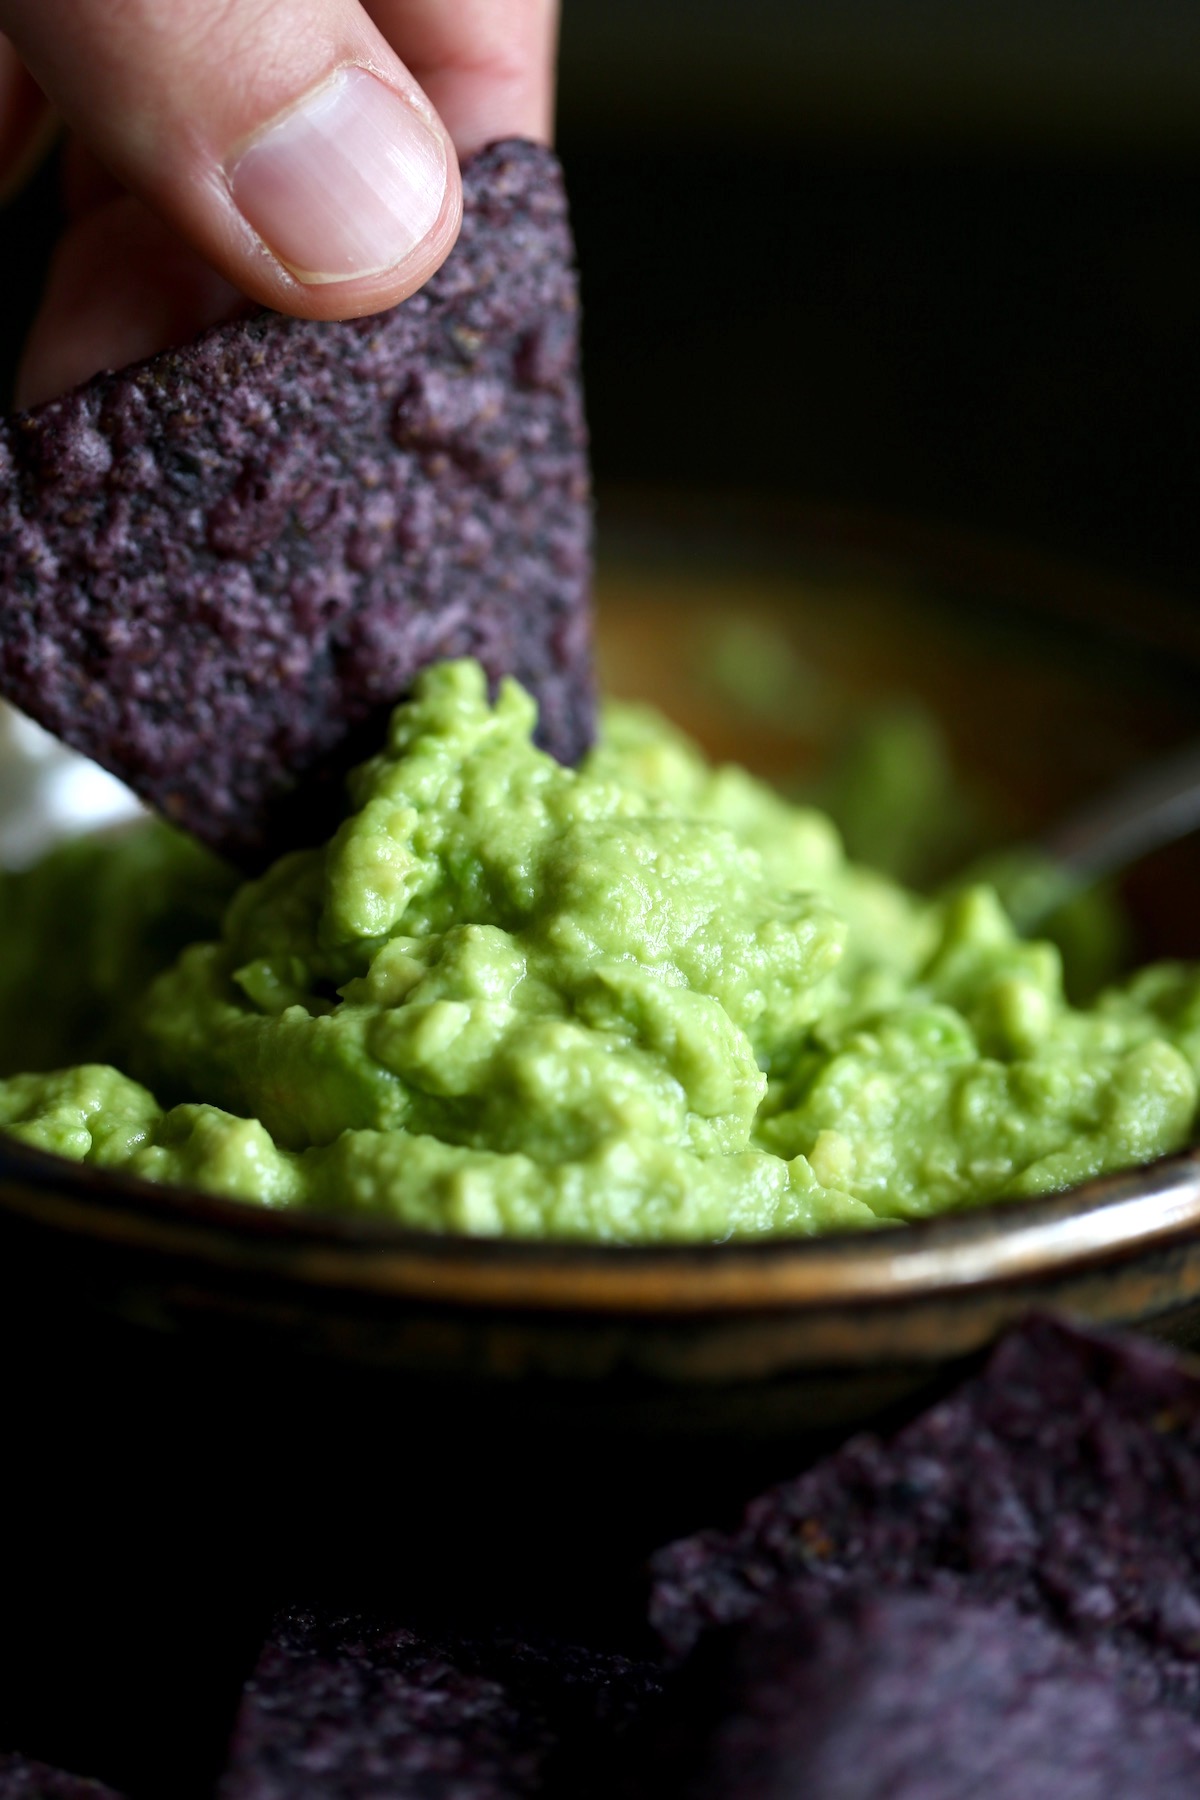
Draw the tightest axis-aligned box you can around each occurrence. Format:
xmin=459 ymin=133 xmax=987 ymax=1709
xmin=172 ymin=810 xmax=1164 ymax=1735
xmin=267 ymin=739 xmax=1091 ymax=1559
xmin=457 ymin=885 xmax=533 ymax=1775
xmin=363 ymin=0 xmax=559 ymax=154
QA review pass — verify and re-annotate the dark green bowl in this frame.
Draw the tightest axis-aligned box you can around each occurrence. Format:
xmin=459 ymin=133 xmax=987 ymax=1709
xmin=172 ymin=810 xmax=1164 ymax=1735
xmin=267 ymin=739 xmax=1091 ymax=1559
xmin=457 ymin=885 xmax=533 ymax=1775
xmin=5 ymin=497 xmax=1200 ymax=1441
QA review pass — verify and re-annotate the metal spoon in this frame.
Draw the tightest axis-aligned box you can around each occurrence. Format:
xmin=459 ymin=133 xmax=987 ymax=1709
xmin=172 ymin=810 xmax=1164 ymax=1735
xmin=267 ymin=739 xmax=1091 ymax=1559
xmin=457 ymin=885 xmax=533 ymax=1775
xmin=987 ymin=739 xmax=1200 ymax=933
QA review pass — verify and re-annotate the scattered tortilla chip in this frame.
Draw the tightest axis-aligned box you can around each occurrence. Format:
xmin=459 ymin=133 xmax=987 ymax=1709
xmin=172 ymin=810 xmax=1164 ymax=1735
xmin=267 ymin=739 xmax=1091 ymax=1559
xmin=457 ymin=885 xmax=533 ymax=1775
xmin=650 ymin=1316 xmax=1200 ymax=1721
xmin=0 ymin=140 xmax=592 ymax=866
xmin=628 ymin=1586 xmax=1200 ymax=1799
xmin=0 ymin=1754 xmax=126 ymax=1799
xmin=219 ymin=1606 xmax=660 ymax=1799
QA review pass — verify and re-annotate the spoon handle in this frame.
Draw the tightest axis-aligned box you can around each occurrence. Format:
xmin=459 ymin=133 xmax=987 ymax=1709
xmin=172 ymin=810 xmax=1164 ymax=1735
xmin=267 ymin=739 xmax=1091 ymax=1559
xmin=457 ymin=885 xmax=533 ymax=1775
xmin=1038 ymin=740 xmax=1200 ymax=884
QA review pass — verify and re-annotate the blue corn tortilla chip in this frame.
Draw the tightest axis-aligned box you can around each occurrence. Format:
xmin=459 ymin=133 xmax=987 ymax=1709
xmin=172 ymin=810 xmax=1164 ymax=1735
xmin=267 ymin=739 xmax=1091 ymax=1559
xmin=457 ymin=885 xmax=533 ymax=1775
xmin=627 ymin=1585 xmax=1200 ymax=1799
xmin=0 ymin=1755 xmax=126 ymax=1799
xmin=218 ymin=1607 xmax=660 ymax=1799
xmin=0 ymin=139 xmax=592 ymax=867
xmin=650 ymin=1316 xmax=1200 ymax=1720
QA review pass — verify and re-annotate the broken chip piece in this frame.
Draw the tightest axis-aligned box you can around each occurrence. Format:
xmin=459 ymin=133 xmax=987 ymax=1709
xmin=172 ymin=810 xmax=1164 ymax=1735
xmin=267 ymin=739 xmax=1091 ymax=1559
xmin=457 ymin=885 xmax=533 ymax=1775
xmin=219 ymin=1606 xmax=661 ymax=1800
xmin=0 ymin=139 xmax=592 ymax=867
xmin=649 ymin=1315 xmax=1200 ymax=1722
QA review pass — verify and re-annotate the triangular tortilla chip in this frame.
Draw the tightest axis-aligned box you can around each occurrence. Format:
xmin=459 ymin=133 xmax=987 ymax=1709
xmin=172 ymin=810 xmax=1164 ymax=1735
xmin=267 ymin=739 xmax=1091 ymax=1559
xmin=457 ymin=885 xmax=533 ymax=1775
xmin=0 ymin=139 xmax=592 ymax=866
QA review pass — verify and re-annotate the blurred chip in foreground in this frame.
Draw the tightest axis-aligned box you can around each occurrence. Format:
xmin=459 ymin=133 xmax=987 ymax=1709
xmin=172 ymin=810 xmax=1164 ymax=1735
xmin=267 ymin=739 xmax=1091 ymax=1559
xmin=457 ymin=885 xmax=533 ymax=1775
xmin=220 ymin=1606 xmax=660 ymax=1799
xmin=0 ymin=1754 xmax=127 ymax=1798
xmin=650 ymin=1314 xmax=1200 ymax=1723
xmin=629 ymin=1585 xmax=1200 ymax=1799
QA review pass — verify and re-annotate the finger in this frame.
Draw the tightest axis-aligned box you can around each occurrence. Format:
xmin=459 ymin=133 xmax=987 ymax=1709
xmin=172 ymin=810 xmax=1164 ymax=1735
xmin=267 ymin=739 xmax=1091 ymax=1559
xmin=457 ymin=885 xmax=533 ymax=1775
xmin=0 ymin=0 xmax=463 ymax=320
xmin=0 ymin=32 xmax=54 ymax=203
xmin=363 ymin=0 xmax=558 ymax=151
xmin=15 ymin=192 xmax=246 ymax=409
xmin=60 ymin=133 xmax=124 ymax=220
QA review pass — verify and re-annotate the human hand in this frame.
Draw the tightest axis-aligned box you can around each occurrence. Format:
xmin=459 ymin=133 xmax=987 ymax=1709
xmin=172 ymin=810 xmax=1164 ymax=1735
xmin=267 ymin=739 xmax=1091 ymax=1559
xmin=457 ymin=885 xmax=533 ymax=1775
xmin=0 ymin=0 xmax=557 ymax=408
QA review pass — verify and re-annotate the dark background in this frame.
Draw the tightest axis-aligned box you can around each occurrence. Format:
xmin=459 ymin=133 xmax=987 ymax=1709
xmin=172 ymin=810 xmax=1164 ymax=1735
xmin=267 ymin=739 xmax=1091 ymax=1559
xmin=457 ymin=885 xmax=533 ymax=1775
xmin=3 ymin=1 xmax=1199 ymax=596
xmin=555 ymin=0 xmax=1200 ymax=599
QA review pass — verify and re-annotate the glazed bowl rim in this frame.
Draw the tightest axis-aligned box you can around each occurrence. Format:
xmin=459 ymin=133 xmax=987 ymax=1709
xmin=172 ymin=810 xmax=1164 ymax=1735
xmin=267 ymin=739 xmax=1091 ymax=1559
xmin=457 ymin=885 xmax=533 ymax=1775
xmin=4 ymin=1131 xmax=1200 ymax=1316
xmin=6 ymin=503 xmax=1200 ymax=1326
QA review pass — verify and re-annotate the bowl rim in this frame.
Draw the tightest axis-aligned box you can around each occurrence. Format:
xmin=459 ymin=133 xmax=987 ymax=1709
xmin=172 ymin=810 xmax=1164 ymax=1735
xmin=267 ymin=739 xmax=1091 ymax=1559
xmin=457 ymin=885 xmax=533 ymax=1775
xmin=3 ymin=1133 xmax=1200 ymax=1316
xmin=6 ymin=503 xmax=1200 ymax=1326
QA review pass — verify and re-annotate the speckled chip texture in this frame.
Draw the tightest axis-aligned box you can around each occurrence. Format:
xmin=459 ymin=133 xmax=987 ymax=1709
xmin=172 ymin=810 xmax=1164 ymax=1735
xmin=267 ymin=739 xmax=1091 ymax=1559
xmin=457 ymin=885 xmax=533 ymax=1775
xmin=0 ymin=1755 xmax=127 ymax=1799
xmin=0 ymin=139 xmax=592 ymax=867
xmin=219 ymin=1606 xmax=661 ymax=1800
xmin=629 ymin=1586 xmax=1200 ymax=1799
xmin=650 ymin=1317 xmax=1200 ymax=1721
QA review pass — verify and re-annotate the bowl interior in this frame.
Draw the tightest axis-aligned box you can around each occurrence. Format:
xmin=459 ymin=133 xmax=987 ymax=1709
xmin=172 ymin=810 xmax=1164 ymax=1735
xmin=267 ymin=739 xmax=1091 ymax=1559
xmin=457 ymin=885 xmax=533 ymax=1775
xmin=594 ymin=499 xmax=1200 ymax=940
xmin=4 ymin=498 xmax=1200 ymax=1413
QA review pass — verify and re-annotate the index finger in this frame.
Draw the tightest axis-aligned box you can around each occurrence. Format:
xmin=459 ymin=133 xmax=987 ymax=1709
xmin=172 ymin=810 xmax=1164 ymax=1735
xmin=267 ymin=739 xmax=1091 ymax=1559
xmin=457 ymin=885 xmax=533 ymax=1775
xmin=0 ymin=33 xmax=52 ymax=203
xmin=364 ymin=0 xmax=557 ymax=152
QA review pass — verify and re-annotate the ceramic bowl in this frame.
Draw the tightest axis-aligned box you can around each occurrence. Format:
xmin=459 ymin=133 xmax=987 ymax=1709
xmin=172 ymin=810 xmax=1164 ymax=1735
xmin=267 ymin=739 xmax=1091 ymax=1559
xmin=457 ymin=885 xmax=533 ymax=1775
xmin=5 ymin=497 xmax=1200 ymax=1440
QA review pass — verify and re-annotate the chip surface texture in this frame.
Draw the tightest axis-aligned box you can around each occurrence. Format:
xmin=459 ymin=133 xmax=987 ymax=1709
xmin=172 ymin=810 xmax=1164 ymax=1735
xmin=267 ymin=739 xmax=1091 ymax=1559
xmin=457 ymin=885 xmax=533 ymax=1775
xmin=219 ymin=1606 xmax=660 ymax=1800
xmin=0 ymin=139 xmax=592 ymax=865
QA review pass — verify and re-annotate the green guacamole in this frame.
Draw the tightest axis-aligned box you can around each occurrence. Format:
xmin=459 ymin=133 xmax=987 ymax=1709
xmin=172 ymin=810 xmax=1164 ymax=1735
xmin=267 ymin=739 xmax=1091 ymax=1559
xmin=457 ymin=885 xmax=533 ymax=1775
xmin=0 ymin=659 xmax=1196 ymax=1241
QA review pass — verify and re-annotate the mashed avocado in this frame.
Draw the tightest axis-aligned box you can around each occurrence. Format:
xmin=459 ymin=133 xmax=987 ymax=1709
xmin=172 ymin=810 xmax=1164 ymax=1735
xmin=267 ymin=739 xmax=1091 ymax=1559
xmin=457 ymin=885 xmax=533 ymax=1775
xmin=0 ymin=659 xmax=1195 ymax=1241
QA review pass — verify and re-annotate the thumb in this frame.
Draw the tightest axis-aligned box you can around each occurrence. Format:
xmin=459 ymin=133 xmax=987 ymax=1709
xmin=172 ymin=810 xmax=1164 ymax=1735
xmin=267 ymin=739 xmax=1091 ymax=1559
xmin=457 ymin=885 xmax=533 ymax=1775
xmin=0 ymin=0 xmax=462 ymax=319
xmin=0 ymin=33 xmax=53 ymax=203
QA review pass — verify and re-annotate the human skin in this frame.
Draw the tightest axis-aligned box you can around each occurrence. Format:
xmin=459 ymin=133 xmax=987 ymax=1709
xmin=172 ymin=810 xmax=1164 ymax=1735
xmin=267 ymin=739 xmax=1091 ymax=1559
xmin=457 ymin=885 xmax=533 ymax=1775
xmin=0 ymin=0 xmax=558 ymax=406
